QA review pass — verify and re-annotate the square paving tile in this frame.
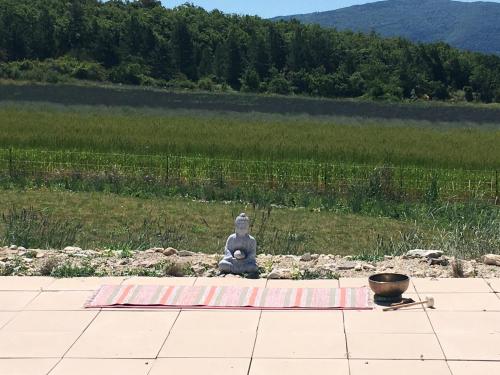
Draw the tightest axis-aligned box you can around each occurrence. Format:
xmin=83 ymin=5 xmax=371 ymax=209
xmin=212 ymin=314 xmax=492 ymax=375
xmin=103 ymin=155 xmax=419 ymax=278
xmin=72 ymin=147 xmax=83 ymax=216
xmin=349 ymin=360 xmax=451 ymax=375
xmin=0 ymin=359 xmax=59 ymax=375
xmin=344 ymin=311 xmax=433 ymax=333
xmin=438 ymin=333 xmax=500 ymax=360
xmin=448 ymin=360 xmax=500 ymax=375
xmin=24 ymin=291 xmax=94 ymax=311
xmin=487 ymin=278 xmax=500 ymax=292
xmin=428 ymin=293 xmax=500 ymax=311
xmin=45 ymin=277 xmax=126 ymax=291
xmin=0 ymin=291 xmax=39 ymax=311
xmin=250 ymin=359 xmax=349 ymax=375
xmin=346 ymin=333 xmax=444 ymax=359
xmin=412 ymin=278 xmax=491 ymax=293
xmin=253 ymin=311 xmax=346 ymax=359
xmin=0 ymin=311 xmax=97 ymax=357
xmin=50 ymin=359 xmax=153 ymax=375
xmin=160 ymin=310 xmax=259 ymax=358
xmin=121 ymin=276 xmax=196 ymax=286
xmin=0 ymin=277 xmax=54 ymax=291
xmin=67 ymin=311 xmax=178 ymax=358
xmin=194 ymin=277 xmax=267 ymax=287
xmin=428 ymin=311 xmax=500 ymax=334
xmin=266 ymin=279 xmax=339 ymax=288
xmin=150 ymin=358 xmax=250 ymax=375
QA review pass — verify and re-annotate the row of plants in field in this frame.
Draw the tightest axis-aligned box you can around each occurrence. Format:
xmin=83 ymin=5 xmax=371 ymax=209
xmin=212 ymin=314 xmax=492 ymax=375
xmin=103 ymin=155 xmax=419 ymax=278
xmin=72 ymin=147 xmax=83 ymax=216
xmin=1 ymin=103 xmax=499 ymax=170
xmin=1 ymin=148 xmax=498 ymax=206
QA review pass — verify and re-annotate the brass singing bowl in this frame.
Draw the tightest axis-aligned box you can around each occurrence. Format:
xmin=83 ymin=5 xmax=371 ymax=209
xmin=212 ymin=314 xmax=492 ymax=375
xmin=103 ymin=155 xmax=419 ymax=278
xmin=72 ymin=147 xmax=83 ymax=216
xmin=368 ymin=273 xmax=410 ymax=297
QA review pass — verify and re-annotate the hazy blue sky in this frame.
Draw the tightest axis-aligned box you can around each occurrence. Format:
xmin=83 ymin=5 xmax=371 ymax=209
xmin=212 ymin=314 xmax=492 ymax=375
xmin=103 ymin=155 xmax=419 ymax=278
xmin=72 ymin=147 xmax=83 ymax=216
xmin=163 ymin=0 xmax=500 ymax=18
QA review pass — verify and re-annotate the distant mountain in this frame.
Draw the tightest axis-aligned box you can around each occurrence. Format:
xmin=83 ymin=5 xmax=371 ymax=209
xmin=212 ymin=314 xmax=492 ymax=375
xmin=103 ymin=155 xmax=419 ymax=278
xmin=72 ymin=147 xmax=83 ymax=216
xmin=273 ymin=0 xmax=500 ymax=55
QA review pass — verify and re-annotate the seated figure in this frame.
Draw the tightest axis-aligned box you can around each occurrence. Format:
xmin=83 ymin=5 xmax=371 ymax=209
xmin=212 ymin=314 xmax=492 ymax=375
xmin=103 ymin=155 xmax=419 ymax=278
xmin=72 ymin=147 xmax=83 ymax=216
xmin=218 ymin=213 xmax=258 ymax=274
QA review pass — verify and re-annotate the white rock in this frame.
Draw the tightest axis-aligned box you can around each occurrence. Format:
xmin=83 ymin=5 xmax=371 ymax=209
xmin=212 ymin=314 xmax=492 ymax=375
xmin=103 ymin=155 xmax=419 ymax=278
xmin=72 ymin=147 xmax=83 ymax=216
xmin=300 ymin=253 xmax=312 ymax=262
xmin=338 ymin=261 xmax=356 ymax=270
xmin=17 ymin=246 xmax=26 ymax=252
xmin=267 ymin=270 xmax=281 ymax=279
xmin=150 ymin=247 xmax=164 ymax=253
xmin=161 ymin=247 xmax=178 ymax=256
xmin=406 ymin=249 xmax=443 ymax=259
xmin=483 ymin=254 xmax=500 ymax=266
xmin=178 ymin=250 xmax=195 ymax=257
xmin=363 ymin=263 xmax=376 ymax=271
xmin=64 ymin=246 xmax=82 ymax=252
xmin=354 ymin=263 xmax=363 ymax=271
xmin=9 ymin=245 xmax=17 ymax=250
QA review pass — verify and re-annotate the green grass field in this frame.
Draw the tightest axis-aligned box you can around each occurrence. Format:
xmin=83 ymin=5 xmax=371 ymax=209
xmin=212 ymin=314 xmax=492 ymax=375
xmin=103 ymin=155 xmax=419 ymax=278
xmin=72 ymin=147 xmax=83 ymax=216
xmin=1 ymin=102 xmax=499 ymax=169
xmin=0 ymin=101 xmax=498 ymax=259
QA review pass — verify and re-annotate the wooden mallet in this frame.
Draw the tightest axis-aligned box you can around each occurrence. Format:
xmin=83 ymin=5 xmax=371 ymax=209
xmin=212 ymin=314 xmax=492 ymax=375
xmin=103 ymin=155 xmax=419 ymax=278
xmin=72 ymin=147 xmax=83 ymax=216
xmin=383 ymin=296 xmax=435 ymax=311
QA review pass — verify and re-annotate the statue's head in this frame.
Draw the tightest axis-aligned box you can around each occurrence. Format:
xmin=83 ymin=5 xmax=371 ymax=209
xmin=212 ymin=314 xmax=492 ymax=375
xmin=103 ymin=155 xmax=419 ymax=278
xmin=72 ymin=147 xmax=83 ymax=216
xmin=235 ymin=213 xmax=250 ymax=236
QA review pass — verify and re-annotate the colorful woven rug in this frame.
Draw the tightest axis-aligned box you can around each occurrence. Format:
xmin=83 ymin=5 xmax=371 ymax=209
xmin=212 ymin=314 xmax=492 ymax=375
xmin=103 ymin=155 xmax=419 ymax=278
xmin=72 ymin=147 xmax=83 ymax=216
xmin=85 ymin=285 xmax=372 ymax=310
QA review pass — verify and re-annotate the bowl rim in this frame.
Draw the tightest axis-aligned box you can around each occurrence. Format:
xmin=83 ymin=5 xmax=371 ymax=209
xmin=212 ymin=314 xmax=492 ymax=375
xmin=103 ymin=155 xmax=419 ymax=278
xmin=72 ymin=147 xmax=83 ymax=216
xmin=368 ymin=273 xmax=410 ymax=284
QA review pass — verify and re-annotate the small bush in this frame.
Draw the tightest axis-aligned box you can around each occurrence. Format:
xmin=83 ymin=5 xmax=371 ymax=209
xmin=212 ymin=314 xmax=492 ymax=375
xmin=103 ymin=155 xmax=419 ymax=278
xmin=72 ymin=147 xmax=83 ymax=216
xmin=51 ymin=261 xmax=96 ymax=278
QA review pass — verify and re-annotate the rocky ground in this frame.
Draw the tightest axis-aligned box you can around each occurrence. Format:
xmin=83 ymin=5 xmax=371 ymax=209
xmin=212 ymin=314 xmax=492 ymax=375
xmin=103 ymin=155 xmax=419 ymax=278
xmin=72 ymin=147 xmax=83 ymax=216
xmin=1 ymin=245 xmax=500 ymax=279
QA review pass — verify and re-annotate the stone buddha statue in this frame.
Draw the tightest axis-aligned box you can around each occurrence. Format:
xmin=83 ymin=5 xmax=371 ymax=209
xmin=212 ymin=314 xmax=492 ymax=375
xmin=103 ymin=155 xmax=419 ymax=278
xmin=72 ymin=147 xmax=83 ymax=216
xmin=218 ymin=213 xmax=258 ymax=274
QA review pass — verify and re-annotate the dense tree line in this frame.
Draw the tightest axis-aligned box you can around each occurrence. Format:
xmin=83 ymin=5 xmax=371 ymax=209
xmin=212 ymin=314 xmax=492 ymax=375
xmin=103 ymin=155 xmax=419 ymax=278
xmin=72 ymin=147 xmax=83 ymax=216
xmin=1 ymin=0 xmax=500 ymax=103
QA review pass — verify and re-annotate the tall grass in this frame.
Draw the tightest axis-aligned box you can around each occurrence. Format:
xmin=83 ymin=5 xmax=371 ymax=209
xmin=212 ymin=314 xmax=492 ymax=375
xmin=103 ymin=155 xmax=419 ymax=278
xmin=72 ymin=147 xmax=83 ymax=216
xmin=0 ymin=103 xmax=499 ymax=169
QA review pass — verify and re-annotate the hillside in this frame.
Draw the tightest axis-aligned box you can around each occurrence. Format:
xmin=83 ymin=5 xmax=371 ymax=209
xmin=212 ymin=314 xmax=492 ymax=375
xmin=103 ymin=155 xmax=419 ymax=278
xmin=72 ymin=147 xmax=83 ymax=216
xmin=0 ymin=1 xmax=500 ymax=103
xmin=274 ymin=0 xmax=500 ymax=55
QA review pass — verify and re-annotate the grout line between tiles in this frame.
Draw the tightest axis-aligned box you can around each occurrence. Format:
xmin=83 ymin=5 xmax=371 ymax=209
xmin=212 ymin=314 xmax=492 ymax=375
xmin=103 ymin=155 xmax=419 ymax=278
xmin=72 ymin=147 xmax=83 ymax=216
xmin=246 ymin=277 xmax=269 ymax=375
xmin=421 ymin=299 xmax=454 ymax=375
xmin=45 ymin=309 xmax=102 ymax=375
xmin=153 ymin=309 xmax=182 ymax=359
xmin=342 ymin=310 xmax=352 ymax=375
xmin=0 ymin=289 xmax=43 ymax=331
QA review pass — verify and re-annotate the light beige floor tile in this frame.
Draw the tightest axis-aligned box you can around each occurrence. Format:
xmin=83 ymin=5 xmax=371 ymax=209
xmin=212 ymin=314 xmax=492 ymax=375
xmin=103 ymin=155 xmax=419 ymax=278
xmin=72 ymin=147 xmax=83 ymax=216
xmin=0 ymin=311 xmax=97 ymax=357
xmin=25 ymin=291 xmax=94 ymax=311
xmin=0 ymin=311 xmax=16 ymax=329
xmin=0 ymin=291 xmax=39 ymax=311
xmin=438 ymin=333 xmax=500 ymax=360
xmin=344 ymin=311 xmax=433 ymax=333
xmin=0 ymin=359 xmax=59 ymax=375
xmin=50 ymin=359 xmax=153 ymax=375
xmin=339 ymin=278 xmax=370 ymax=288
xmin=121 ymin=276 xmax=196 ymax=286
xmin=428 ymin=293 xmax=500 ymax=311
xmin=0 ymin=277 xmax=54 ymax=291
xmin=44 ymin=277 xmax=126 ymax=291
xmin=448 ymin=360 xmax=500 ymax=375
xmin=194 ymin=277 xmax=267 ymax=287
xmin=253 ymin=311 xmax=346 ymax=358
xmin=412 ymin=278 xmax=491 ymax=293
xmin=487 ymin=278 xmax=500 ymax=292
xmin=266 ymin=279 xmax=339 ymax=288
xmin=67 ymin=311 xmax=178 ymax=358
xmin=150 ymin=358 xmax=250 ymax=375
xmin=160 ymin=310 xmax=259 ymax=358
xmin=428 ymin=311 xmax=500 ymax=334
xmin=250 ymin=359 xmax=349 ymax=375
xmin=347 ymin=333 xmax=444 ymax=359
xmin=350 ymin=359 xmax=451 ymax=375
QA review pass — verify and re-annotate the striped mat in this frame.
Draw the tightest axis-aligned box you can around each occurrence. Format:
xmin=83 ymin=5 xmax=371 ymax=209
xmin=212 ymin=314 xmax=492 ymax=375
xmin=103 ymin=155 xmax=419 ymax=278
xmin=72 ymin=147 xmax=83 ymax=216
xmin=85 ymin=285 xmax=372 ymax=310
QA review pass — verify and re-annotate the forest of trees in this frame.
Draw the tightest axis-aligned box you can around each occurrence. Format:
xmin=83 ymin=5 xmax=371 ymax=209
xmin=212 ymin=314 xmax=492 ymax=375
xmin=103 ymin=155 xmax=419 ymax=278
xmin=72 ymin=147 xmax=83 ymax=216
xmin=1 ymin=0 xmax=500 ymax=103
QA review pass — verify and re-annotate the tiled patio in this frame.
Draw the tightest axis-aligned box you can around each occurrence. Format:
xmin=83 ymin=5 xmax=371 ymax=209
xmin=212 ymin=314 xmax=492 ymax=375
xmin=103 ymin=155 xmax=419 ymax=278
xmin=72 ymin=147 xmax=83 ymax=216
xmin=0 ymin=276 xmax=499 ymax=374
